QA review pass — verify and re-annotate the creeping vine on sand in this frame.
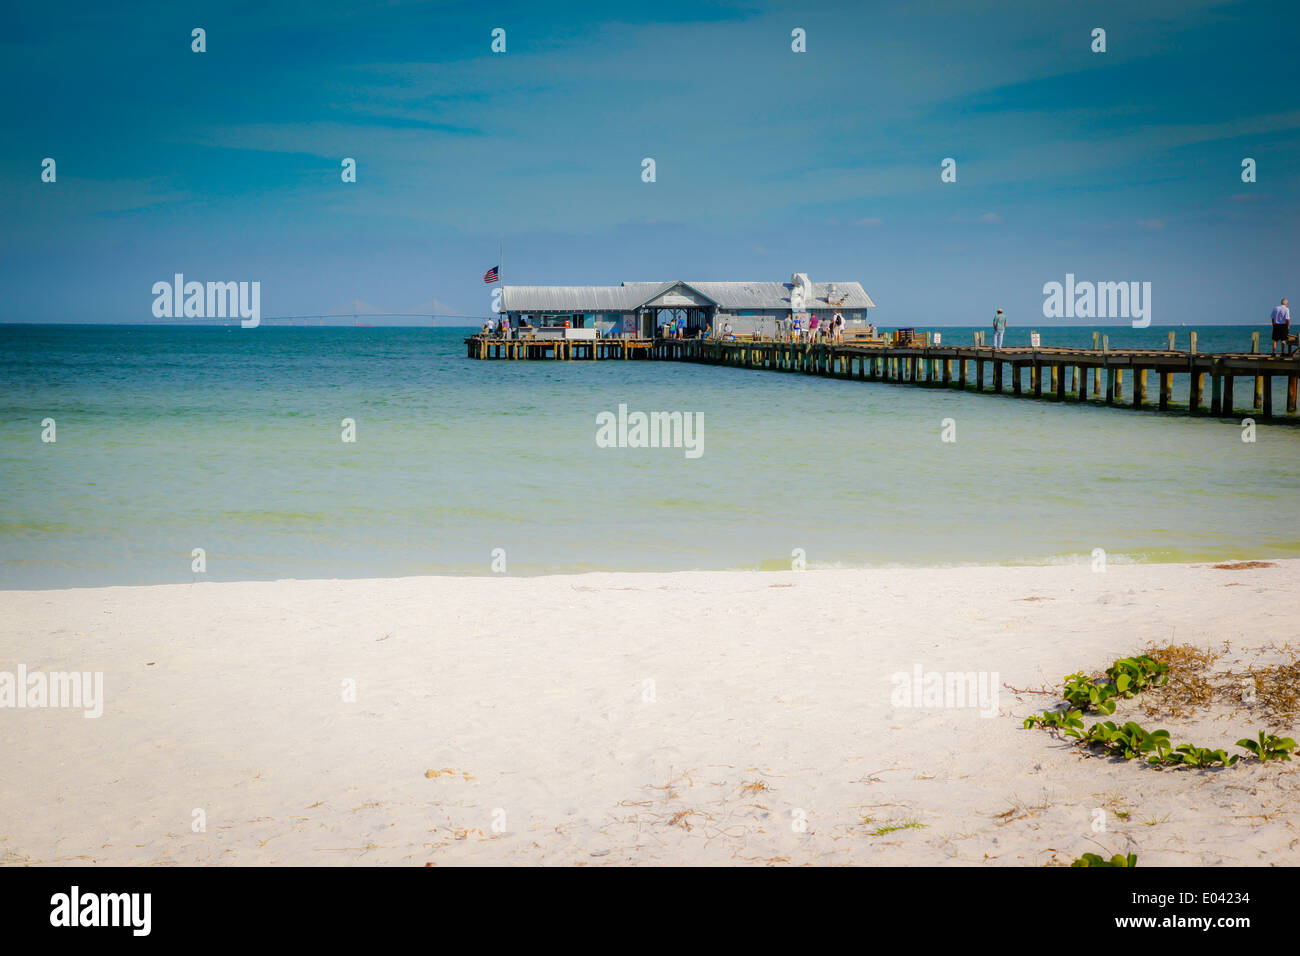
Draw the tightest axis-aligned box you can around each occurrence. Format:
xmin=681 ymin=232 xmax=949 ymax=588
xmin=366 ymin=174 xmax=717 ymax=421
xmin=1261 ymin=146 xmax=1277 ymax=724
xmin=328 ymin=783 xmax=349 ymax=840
xmin=1023 ymin=654 xmax=1297 ymax=767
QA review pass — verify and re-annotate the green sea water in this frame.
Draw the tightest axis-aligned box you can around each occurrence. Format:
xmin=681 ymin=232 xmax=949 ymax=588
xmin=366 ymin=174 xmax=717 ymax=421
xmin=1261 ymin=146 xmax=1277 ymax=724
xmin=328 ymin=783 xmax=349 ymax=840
xmin=2 ymin=324 xmax=1298 ymax=588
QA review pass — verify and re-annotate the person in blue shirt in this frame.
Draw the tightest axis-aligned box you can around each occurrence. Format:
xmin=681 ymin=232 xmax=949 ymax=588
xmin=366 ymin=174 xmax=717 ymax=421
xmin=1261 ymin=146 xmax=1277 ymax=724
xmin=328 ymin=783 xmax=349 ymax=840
xmin=1270 ymin=298 xmax=1290 ymax=355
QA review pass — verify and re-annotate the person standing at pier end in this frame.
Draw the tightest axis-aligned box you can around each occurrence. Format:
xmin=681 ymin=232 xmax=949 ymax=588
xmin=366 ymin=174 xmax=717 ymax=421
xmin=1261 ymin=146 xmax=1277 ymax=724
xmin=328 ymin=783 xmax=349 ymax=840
xmin=1270 ymin=298 xmax=1290 ymax=355
xmin=992 ymin=309 xmax=1007 ymax=349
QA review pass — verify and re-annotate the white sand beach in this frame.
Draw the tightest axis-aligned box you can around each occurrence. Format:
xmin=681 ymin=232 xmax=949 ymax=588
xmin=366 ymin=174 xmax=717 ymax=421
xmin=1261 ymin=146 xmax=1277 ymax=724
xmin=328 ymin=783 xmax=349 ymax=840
xmin=2 ymin=560 xmax=1297 ymax=866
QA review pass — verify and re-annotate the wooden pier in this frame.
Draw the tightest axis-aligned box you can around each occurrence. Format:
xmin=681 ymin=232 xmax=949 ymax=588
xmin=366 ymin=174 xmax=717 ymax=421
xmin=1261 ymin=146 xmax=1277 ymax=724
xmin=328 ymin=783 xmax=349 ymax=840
xmin=465 ymin=335 xmax=655 ymax=361
xmin=466 ymin=332 xmax=1300 ymax=419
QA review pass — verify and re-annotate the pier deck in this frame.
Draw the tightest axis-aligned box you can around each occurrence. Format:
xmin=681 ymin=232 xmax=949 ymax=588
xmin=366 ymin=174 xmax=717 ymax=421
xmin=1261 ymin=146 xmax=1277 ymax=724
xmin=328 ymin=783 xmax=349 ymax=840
xmin=465 ymin=333 xmax=1300 ymax=419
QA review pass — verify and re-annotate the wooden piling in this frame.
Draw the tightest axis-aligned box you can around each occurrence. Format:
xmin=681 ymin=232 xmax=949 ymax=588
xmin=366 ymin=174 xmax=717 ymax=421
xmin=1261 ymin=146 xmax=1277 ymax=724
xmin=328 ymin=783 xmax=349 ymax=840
xmin=1252 ymin=333 xmax=1263 ymax=409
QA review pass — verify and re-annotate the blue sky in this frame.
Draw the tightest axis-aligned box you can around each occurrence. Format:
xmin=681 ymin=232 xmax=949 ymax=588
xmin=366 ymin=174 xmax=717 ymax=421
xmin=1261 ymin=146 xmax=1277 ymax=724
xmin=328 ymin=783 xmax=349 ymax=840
xmin=2 ymin=0 xmax=1297 ymax=325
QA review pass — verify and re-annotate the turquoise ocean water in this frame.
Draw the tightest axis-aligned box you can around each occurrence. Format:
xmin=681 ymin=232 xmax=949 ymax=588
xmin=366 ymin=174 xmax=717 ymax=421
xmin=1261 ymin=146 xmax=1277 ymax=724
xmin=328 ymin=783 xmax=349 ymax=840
xmin=2 ymin=324 xmax=1298 ymax=589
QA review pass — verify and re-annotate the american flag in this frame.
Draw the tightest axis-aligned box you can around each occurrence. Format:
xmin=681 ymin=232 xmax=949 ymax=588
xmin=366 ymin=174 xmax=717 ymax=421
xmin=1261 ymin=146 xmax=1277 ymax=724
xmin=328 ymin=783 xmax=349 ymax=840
xmin=483 ymin=266 xmax=499 ymax=283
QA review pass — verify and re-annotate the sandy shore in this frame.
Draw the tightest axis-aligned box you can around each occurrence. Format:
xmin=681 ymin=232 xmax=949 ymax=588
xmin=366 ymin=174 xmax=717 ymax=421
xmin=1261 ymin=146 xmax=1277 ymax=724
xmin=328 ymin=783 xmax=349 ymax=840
xmin=1 ymin=560 xmax=1297 ymax=866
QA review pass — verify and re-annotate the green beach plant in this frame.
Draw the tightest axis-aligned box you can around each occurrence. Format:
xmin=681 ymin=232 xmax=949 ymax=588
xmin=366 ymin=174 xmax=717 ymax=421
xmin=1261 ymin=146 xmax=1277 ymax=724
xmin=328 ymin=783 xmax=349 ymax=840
xmin=1235 ymin=731 xmax=1297 ymax=762
xmin=1071 ymin=852 xmax=1137 ymax=867
xmin=1063 ymin=672 xmax=1120 ymax=714
xmin=869 ymin=819 xmax=925 ymax=836
xmin=1154 ymin=745 xmax=1239 ymax=768
xmin=1081 ymin=720 xmax=1170 ymax=760
xmin=1023 ymin=653 xmax=1294 ymax=771
xmin=1023 ymin=707 xmax=1084 ymax=735
xmin=1058 ymin=655 xmax=1169 ymax=716
xmin=1106 ymin=655 xmax=1170 ymax=695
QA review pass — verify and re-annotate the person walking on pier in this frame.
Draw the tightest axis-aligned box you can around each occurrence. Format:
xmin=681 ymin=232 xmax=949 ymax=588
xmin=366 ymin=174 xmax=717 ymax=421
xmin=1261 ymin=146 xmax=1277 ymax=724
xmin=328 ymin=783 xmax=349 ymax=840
xmin=992 ymin=309 xmax=1007 ymax=349
xmin=1270 ymin=297 xmax=1290 ymax=355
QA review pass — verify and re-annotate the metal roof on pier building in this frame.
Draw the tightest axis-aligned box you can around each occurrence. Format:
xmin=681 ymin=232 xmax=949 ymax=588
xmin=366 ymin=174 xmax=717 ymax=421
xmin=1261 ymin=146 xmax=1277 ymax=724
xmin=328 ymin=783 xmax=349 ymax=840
xmin=501 ymin=280 xmax=876 ymax=313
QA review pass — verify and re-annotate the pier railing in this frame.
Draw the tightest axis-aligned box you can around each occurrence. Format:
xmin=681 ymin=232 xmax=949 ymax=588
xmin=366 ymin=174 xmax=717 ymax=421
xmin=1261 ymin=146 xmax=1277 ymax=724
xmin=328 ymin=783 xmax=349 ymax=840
xmin=465 ymin=333 xmax=1300 ymax=419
